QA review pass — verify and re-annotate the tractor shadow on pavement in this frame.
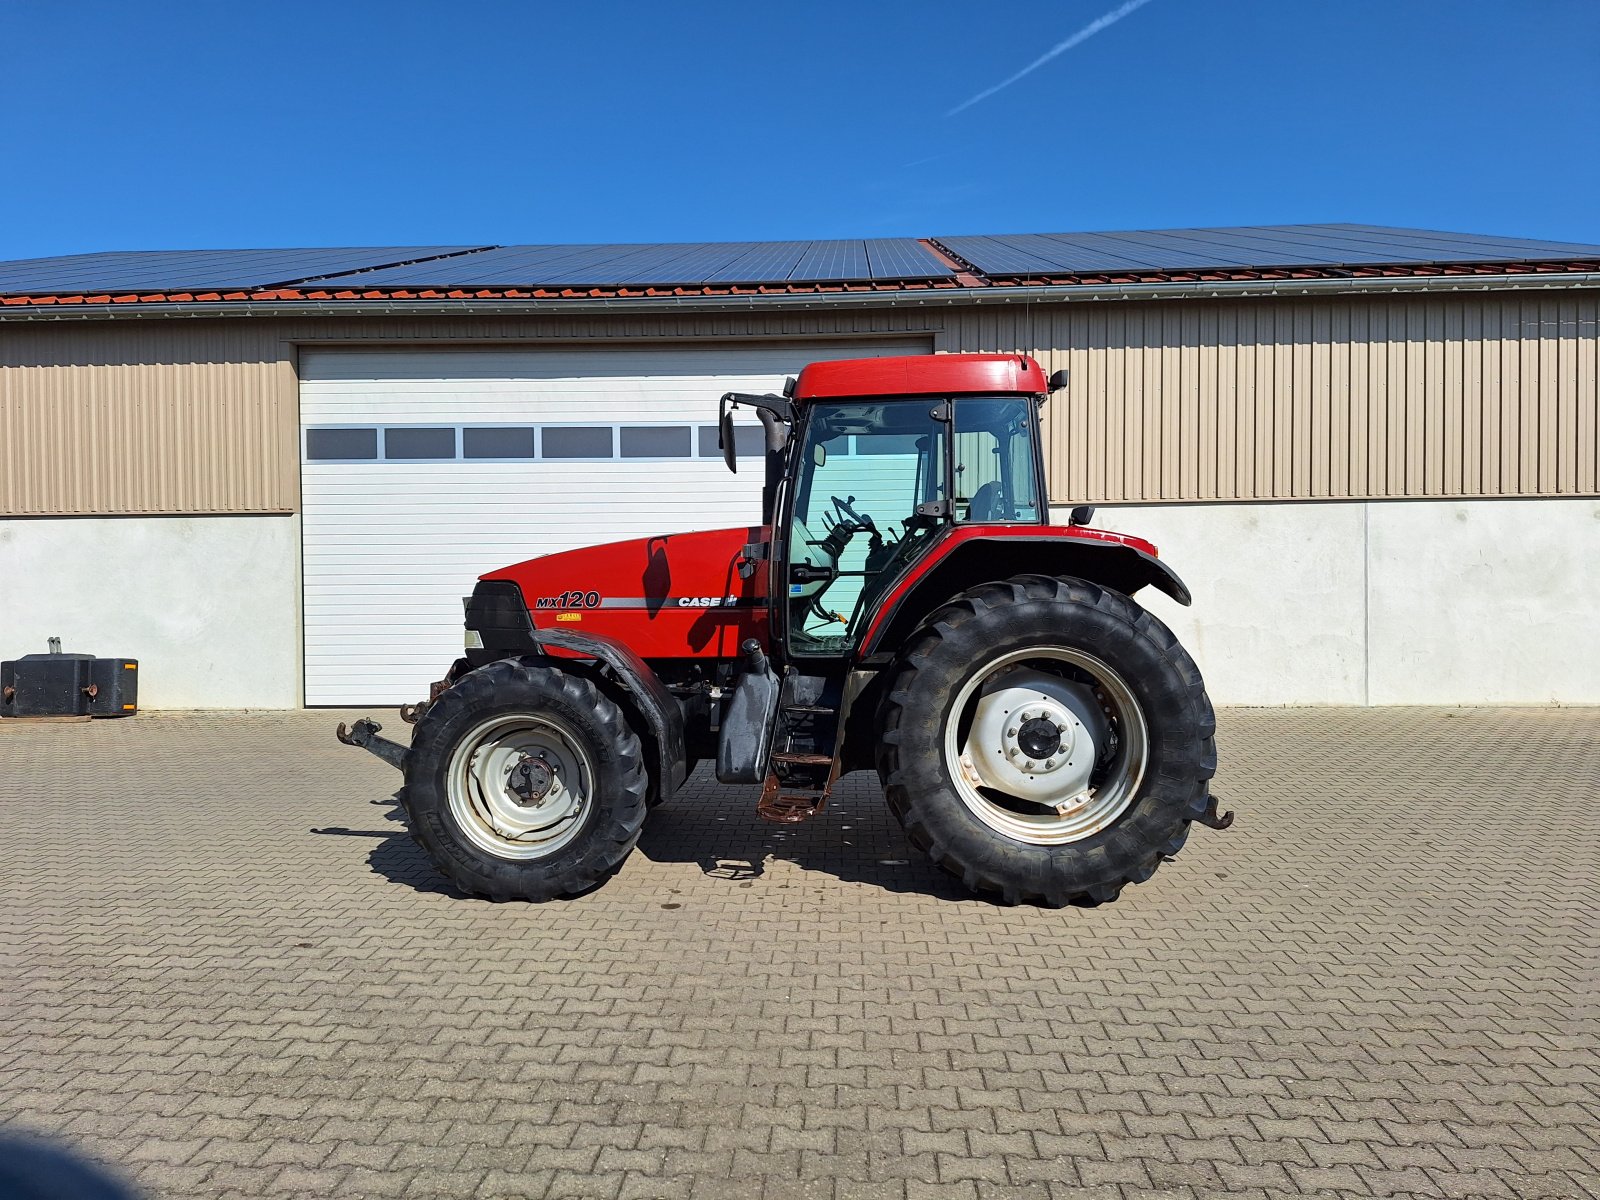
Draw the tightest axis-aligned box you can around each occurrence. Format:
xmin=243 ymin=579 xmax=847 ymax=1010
xmin=633 ymin=769 xmax=976 ymax=904
xmin=314 ymin=791 xmax=475 ymax=901
xmin=342 ymin=770 xmax=980 ymax=904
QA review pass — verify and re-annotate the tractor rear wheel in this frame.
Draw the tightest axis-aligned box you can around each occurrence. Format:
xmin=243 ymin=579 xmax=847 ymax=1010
xmin=401 ymin=658 xmax=648 ymax=900
xmin=877 ymin=575 xmax=1215 ymax=906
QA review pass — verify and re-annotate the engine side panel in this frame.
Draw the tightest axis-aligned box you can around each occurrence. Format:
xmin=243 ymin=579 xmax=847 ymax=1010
xmin=480 ymin=525 xmax=770 ymax=661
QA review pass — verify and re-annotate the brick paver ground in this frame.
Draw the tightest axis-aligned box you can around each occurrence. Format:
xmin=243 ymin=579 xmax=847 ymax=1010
xmin=2 ymin=707 xmax=1597 ymax=1200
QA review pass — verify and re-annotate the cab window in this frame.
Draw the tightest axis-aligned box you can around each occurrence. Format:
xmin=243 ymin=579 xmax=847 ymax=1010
xmin=952 ymin=397 xmax=1042 ymax=523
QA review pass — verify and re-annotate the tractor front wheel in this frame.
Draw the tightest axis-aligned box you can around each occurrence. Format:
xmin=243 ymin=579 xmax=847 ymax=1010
xmin=877 ymin=575 xmax=1216 ymax=906
xmin=401 ymin=658 xmax=648 ymax=900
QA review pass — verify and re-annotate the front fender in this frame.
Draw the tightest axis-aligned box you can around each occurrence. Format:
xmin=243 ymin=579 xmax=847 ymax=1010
xmin=526 ymin=628 xmax=689 ymax=800
xmin=461 ymin=579 xmax=687 ymax=798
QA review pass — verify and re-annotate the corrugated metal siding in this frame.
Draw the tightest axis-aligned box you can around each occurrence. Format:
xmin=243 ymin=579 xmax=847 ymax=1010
xmin=2 ymin=290 xmax=1596 ymax=514
xmin=938 ymin=291 xmax=1600 ymax=502
xmin=0 ymin=310 xmax=939 ymax=515
xmin=1 ymin=321 xmax=292 ymax=514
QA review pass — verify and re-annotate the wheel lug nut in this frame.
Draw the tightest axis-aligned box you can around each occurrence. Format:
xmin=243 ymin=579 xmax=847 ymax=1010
xmin=1006 ymin=727 xmax=1018 ymax=738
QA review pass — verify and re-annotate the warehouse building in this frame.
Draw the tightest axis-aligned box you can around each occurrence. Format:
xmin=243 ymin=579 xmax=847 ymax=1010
xmin=2 ymin=224 xmax=1597 ymax=708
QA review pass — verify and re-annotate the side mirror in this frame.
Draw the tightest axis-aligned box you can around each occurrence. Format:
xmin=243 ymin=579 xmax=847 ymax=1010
xmin=718 ymin=394 xmax=738 ymax=473
xmin=1048 ymin=368 xmax=1070 ymax=394
xmin=1069 ymin=505 xmax=1096 ymax=526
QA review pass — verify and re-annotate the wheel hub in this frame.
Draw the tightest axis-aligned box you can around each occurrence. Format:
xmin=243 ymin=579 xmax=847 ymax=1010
xmin=508 ymin=754 xmax=555 ymax=806
xmin=942 ymin=647 xmax=1151 ymax=848
xmin=446 ymin=715 xmax=594 ymax=860
xmin=1014 ymin=716 xmax=1065 ymax=762
xmin=963 ymin=667 xmax=1114 ymax=815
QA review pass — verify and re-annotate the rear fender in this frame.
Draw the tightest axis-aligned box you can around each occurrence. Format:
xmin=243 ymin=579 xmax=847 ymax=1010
xmin=859 ymin=533 xmax=1191 ymax=660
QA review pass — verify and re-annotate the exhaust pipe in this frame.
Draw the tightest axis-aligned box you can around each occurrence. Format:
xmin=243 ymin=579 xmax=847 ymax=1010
xmin=335 ymin=718 xmax=408 ymax=771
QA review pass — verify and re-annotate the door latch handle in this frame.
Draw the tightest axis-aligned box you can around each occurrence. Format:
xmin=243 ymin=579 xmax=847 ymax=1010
xmin=736 ymin=542 xmax=768 ymax=580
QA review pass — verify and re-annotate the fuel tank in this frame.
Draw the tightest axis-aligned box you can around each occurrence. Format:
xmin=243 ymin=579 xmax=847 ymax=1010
xmin=480 ymin=526 xmax=770 ymax=661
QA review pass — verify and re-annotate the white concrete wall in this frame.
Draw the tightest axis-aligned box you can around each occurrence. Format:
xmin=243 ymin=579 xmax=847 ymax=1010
xmin=3 ymin=501 xmax=1592 ymax=710
xmin=1073 ymin=498 xmax=1600 ymax=706
xmin=0 ymin=515 xmax=301 ymax=708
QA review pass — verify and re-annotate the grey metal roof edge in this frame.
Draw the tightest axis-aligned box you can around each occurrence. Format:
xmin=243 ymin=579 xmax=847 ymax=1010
xmin=4 ymin=270 xmax=1598 ymax=323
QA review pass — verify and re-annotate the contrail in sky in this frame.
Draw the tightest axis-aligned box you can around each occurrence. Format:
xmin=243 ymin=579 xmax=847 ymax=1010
xmin=946 ymin=0 xmax=1159 ymax=116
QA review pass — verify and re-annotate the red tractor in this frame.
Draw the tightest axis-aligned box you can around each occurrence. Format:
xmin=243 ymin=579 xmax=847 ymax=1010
xmin=339 ymin=353 xmax=1228 ymax=905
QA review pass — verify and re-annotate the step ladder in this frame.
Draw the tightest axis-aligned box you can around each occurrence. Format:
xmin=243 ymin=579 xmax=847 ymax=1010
xmin=755 ymin=686 xmax=840 ymax=824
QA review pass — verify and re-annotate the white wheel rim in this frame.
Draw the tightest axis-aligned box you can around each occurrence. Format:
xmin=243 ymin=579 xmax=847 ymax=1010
xmin=941 ymin=646 xmax=1148 ymax=846
xmin=446 ymin=713 xmax=595 ymax=860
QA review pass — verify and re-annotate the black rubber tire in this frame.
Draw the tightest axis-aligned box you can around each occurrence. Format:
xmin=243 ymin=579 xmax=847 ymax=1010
xmin=400 ymin=658 xmax=648 ymax=901
xmin=876 ymin=575 xmax=1216 ymax=907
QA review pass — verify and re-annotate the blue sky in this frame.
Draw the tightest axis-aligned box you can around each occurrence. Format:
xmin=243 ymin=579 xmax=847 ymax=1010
xmin=2 ymin=0 xmax=1597 ymax=258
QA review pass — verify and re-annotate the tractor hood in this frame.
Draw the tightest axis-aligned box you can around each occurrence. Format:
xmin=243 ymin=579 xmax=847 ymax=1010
xmin=479 ymin=526 xmax=770 ymax=660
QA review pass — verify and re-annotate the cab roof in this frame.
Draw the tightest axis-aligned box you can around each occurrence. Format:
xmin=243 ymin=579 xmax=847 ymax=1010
xmin=792 ymin=353 xmax=1048 ymax=401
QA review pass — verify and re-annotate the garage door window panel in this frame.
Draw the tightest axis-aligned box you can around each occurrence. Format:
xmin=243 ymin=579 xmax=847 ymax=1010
xmin=542 ymin=427 xmax=616 ymax=459
xmin=306 ymin=428 xmax=378 ymax=461
xmin=384 ymin=427 xmax=458 ymax=460
xmin=463 ymin=427 xmax=537 ymax=460
xmin=620 ymin=426 xmax=693 ymax=459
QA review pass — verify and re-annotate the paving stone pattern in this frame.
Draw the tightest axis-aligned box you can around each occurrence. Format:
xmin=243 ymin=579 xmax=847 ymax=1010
xmin=2 ymin=707 xmax=1597 ymax=1200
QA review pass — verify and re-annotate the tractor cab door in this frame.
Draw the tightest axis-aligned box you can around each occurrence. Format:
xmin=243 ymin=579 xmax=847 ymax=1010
xmin=778 ymin=400 xmax=949 ymax=660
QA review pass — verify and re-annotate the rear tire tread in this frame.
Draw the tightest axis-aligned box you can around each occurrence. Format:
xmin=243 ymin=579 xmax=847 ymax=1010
xmin=876 ymin=574 xmax=1216 ymax=908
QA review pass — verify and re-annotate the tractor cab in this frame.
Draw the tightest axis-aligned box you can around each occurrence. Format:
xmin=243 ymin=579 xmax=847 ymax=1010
xmin=719 ymin=354 xmax=1053 ymax=662
xmin=720 ymin=352 xmax=1056 ymax=668
xmin=781 ymin=388 xmax=1045 ymax=657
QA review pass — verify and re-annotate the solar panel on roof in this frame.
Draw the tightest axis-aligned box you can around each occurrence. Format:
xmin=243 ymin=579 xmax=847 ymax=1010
xmin=863 ymin=238 xmax=957 ymax=280
xmin=537 ymin=243 xmax=723 ymax=286
xmin=938 ymin=224 xmax=1600 ymax=278
xmin=295 ymin=244 xmax=639 ymax=288
xmin=789 ymin=241 xmax=870 ymax=281
xmin=936 ymin=235 xmax=1079 ymax=276
xmin=296 ymin=238 xmax=957 ymax=288
xmin=1309 ymin=224 xmax=1600 ymax=262
xmin=698 ymin=242 xmax=810 ymax=284
xmin=0 ymin=246 xmax=483 ymax=294
xmin=3 ymin=226 xmax=1595 ymax=297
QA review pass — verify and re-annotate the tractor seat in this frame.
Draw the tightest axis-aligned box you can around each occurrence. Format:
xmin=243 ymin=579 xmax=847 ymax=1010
xmin=967 ymin=481 xmax=1007 ymax=521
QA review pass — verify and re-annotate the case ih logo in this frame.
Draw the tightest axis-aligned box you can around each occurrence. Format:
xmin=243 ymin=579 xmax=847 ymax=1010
xmin=677 ymin=595 xmax=739 ymax=608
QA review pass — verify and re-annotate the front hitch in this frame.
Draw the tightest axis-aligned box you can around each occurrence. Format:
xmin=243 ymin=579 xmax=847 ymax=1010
xmin=335 ymin=717 xmax=408 ymax=771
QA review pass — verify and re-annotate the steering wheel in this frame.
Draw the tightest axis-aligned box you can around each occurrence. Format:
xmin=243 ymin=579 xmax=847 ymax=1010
xmin=830 ymin=494 xmax=876 ymax=532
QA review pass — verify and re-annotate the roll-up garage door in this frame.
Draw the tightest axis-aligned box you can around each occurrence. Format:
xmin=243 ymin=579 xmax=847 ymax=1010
xmin=299 ymin=341 xmax=929 ymax=705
